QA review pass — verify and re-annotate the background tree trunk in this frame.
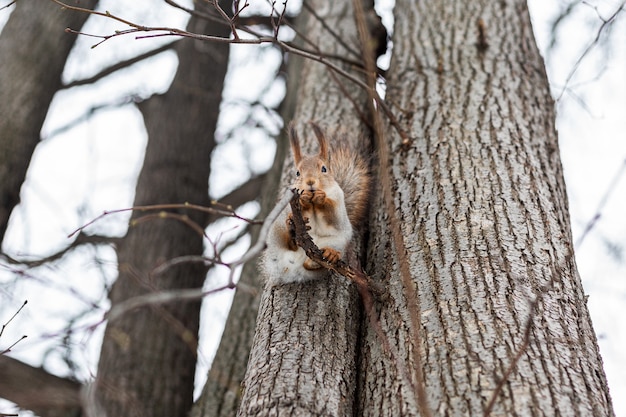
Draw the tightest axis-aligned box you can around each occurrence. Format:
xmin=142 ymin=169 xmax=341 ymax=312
xmin=358 ymin=0 xmax=614 ymax=415
xmin=0 ymin=0 xmax=98 ymax=243
xmin=93 ymin=5 xmax=231 ymax=416
xmin=236 ymin=1 xmax=377 ymax=415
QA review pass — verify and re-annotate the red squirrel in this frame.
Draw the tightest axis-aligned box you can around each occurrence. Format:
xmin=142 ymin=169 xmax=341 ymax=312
xmin=262 ymin=122 xmax=370 ymax=284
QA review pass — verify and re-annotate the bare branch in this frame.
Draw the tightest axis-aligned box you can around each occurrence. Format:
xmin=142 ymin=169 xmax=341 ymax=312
xmin=0 ymin=1 xmax=16 ymax=11
xmin=352 ymin=1 xmax=432 ymax=415
xmin=555 ymin=1 xmax=626 ymax=101
xmin=0 ymin=335 xmax=27 ymax=356
xmin=49 ymin=192 xmax=285 ymax=326
xmin=0 ymin=355 xmax=82 ymax=417
xmin=224 ymin=189 xmax=292 ymax=286
xmin=210 ymin=0 xmax=238 ymax=39
xmin=51 ymin=0 xmax=407 ymax=144
xmin=0 ymin=300 xmax=27 ymax=339
xmin=1 ymin=233 xmax=117 ymax=268
xmin=103 ymin=284 xmax=251 ymax=325
xmin=68 ymin=202 xmax=260 ymax=239
xmin=63 ymin=40 xmax=179 ymax=88
xmin=301 ymin=1 xmax=361 ymax=59
xmin=575 ymin=157 xmax=626 ymax=249
xmin=209 ymin=174 xmax=266 ymax=223
xmin=1 ymin=301 xmax=28 ymax=355
xmin=483 ymin=296 xmax=539 ymax=417
xmin=51 ymin=0 xmax=272 ymax=47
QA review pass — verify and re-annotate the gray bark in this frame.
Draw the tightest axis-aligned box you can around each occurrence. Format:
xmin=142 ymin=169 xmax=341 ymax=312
xmin=0 ymin=0 xmax=98 ymax=243
xmin=237 ymin=1 xmax=374 ymax=415
xmin=358 ymin=0 xmax=614 ymax=416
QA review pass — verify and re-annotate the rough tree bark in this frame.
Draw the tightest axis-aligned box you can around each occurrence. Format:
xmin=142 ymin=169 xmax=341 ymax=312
xmin=93 ymin=3 xmax=231 ymax=416
xmin=358 ymin=0 xmax=614 ymax=416
xmin=236 ymin=1 xmax=379 ymax=415
xmin=0 ymin=0 xmax=98 ymax=243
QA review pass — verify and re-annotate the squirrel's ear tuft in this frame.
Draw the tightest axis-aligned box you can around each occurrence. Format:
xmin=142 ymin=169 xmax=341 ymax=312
xmin=310 ymin=121 xmax=329 ymax=162
xmin=288 ymin=121 xmax=302 ymax=164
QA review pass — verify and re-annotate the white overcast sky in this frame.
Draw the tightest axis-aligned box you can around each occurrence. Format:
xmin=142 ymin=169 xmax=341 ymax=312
xmin=0 ymin=0 xmax=625 ymax=415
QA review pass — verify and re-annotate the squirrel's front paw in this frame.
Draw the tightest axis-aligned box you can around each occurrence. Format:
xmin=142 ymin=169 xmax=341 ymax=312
xmin=321 ymin=247 xmax=341 ymax=263
xmin=311 ymin=189 xmax=327 ymax=206
xmin=299 ymin=190 xmax=314 ymax=210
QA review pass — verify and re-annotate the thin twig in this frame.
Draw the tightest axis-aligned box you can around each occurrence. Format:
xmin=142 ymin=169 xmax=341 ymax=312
xmin=67 ymin=202 xmax=259 ymax=238
xmin=1 ymin=301 xmax=28 ymax=355
xmin=483 ymin=296 xmax=539 ymax=416
xmin=0 ymin=301 xmax=27 ymax=339
xmin=52 ymin=0 xmax=408 ymax=143
xmin=575 ymin=157 xmax=626 ymax=249
xmin=353 ymin=0 xmax=431 ymax=415
xmin=211 ymin=0 xmax=238 ymax=39
xmin=98 ymin=193 xmax=292 ymax=324
xmin=51 ymin=0 xmax=272 ymax=47
xmin=104 ymin=284 xmax=255 ymax=324
xmin=0 ymin=335 xmax=27 ymax=355
xmin=556 ymin=1 xmax=625 ymax=102
xmin=0 ymin=0 xmax=16 ymax=11
xmin=63 ymin=40 xmax=179 ymax=88
xmin=1 ymin=233 xmax=117 ymax=268
xmin=224 ymin=189 xmax=292 ymax=286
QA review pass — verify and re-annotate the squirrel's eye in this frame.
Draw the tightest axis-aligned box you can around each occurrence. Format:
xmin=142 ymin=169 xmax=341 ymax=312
xmin=321 ymin=166 xmax=327 ymax=173
xmin=296 ymin=170 xmax=300 ymax=177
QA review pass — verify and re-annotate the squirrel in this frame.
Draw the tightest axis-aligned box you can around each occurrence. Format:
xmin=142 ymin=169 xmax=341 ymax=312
xmin=262 ymin=122 xmax=370 ymax=285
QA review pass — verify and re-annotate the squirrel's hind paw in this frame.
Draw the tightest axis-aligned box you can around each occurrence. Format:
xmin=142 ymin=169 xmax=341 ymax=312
xmin=303 ymin=258 xmax=322 ymax=270
xmin=302 ymin=247 xmax=341 ymax=270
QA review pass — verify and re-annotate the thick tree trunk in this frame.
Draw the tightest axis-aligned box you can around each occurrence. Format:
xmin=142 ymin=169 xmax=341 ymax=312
xmin=237 ymin=1 xmax=375 ymax=415
xmin=359 ymin=0 xmax=614 ymax=416
xmin=0 ymin=0 xmax=97 ymax=243
xmin=93 ymin=5 xmax=231 ymax=417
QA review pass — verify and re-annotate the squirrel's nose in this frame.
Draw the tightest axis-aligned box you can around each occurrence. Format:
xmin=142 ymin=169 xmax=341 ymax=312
xmin=306 ymin=178 xmax=315 ymax=186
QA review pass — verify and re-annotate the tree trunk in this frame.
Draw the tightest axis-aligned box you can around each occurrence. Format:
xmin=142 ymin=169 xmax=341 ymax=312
xmin=93 ymin=5 xmax=231 ymax=416
xmin=358 ymin=0 xmax=614 ymax=416
xmin=0 ymin=0 xmax=98 ymax=243
xmin=236 ymin=1 xmax=376 ymax=415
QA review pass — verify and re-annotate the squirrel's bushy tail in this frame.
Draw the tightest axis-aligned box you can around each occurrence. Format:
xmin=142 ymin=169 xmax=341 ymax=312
xmin=331 ymin=144 xmax=371 ymax=229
